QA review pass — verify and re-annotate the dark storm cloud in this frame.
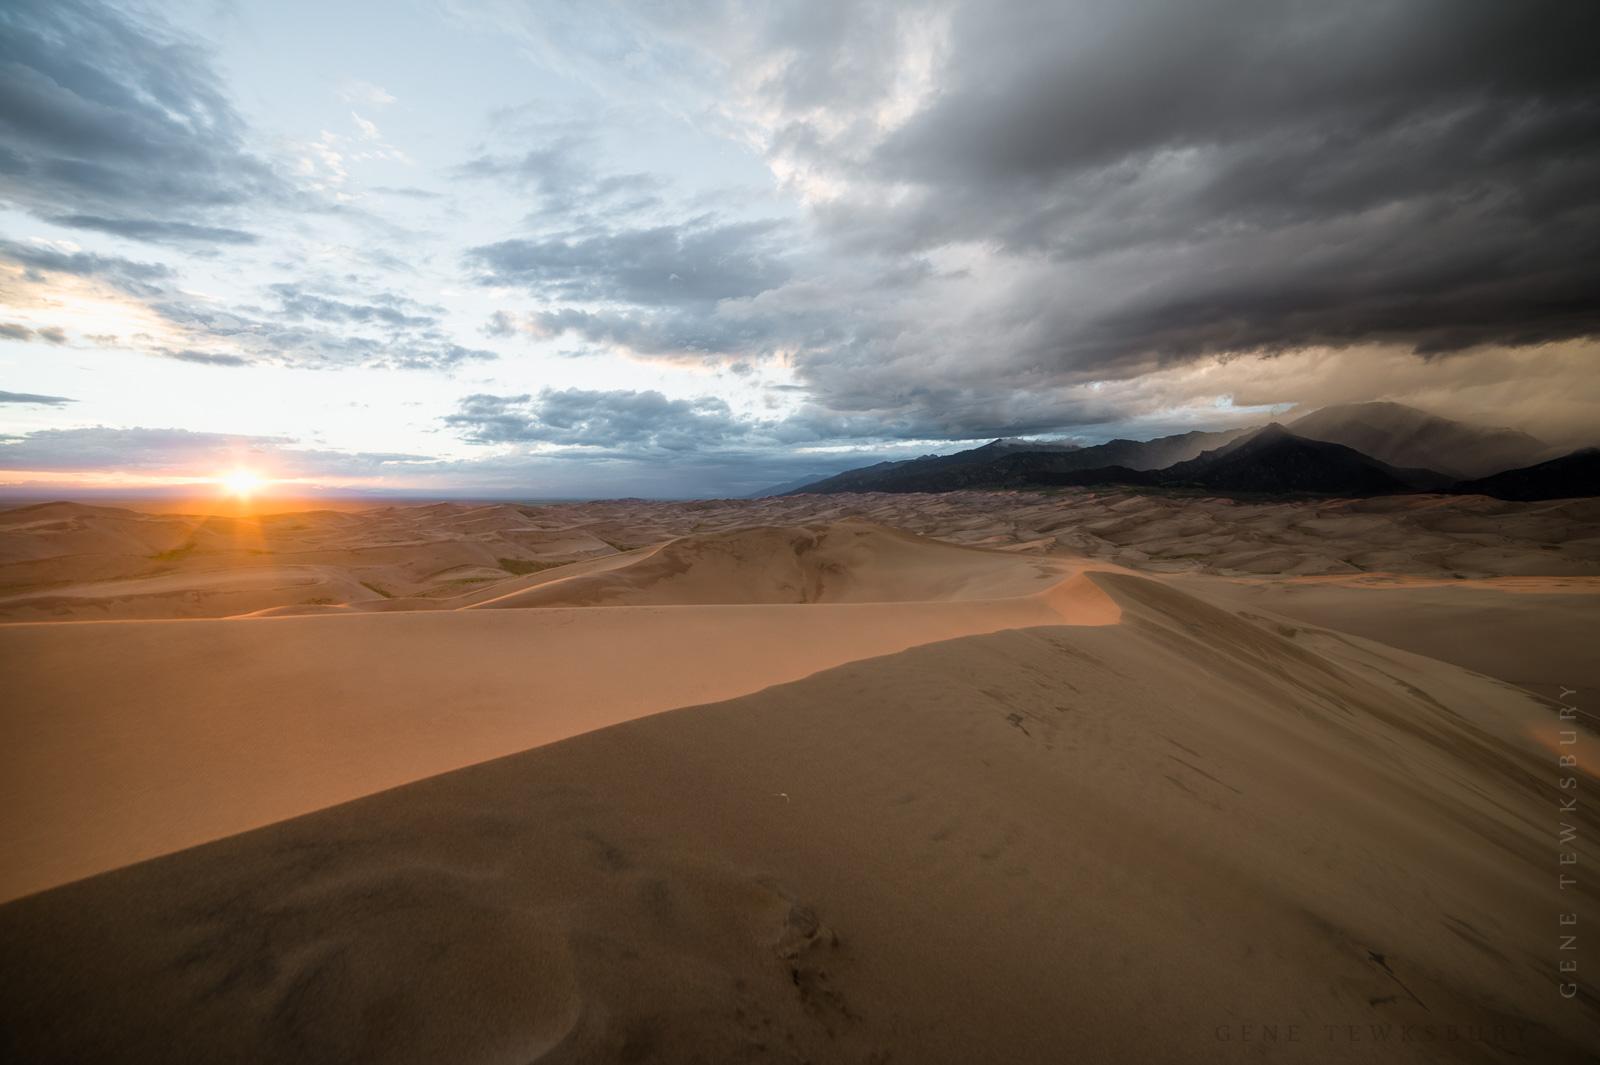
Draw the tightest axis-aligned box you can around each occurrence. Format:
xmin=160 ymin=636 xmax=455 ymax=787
xmin=879 ymin=1 xmax=1599 ymax=192
xmin=464 ymin=218 xmax=791 ymax=307
xmin=528 ymin=307 xmax=799 ymax=358
xmin=445 ymin=389 xmax=747 ymax=452
xmin=440 ymin=0 xmax=1597 ymax=449
xmin=825 ymin=0 xmax=1600 ymax=363
xmin=521 ymin=0 xmax=1593 ymax=447
xmin=0 ymin=0 xmax=285 ymax=241
xmin=439 ymin=385 xmax=1057 ymax=468
xmin=0 ymin=389 xmax=73 ymax=405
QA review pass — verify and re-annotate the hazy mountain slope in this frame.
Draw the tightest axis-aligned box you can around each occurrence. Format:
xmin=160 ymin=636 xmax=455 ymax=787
xmin=1030 ymin=426 xmax=1449 ymax=496
xmin=1159 ymin=424 xmax=1446 ymax=494
xmin=1288 ymin=401 xmax=1547 ymax=479
xmin=788 ymin=429 xmax=1248 ymax=494
xmin=1086 ymin=427 xmax=1257 ymax=470
xmin=786 ymin=439 xmax=1077 ymax=494
xmin=1451 ymin=447 xmax=1600 ymax=501
xmin=746 ymin=473 xmax=842 ymax=498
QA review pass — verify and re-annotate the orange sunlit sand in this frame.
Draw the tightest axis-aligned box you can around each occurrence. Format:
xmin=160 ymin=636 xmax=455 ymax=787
xmin=1 ymin=489 xmax=1596 ymax=1061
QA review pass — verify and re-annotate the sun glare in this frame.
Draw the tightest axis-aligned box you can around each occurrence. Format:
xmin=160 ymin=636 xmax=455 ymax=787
xmin=219 ymin=469 xmax=265 ymax=498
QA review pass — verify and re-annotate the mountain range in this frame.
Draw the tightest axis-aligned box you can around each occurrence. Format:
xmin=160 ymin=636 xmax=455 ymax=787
xmin=779 ymin=403 xmax=1594 ymax=500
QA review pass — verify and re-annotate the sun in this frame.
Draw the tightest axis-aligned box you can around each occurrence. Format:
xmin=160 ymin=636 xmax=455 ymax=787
xmin=219 ymin=469 xmax=264 ymax=499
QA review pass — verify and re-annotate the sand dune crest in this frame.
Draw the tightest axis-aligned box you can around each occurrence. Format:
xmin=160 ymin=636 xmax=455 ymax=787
xmin=0 ymin=523 xmax=1117 ymax=902
xmin=1 ymin=570 xmax=1592 ymax=1062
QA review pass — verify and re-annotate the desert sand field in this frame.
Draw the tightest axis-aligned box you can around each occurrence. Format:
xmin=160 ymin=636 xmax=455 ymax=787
xmin=2 ymin=491 xmax=1597 ymax=1063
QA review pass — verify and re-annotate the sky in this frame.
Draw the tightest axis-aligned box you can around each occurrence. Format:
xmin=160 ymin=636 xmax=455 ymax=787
xmin=1 ymin=0 xmax=1597 ymax=499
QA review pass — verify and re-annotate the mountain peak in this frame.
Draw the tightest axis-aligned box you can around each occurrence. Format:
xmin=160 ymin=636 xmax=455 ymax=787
xmin=1288 ymin=401 xmax=1546 ymax=479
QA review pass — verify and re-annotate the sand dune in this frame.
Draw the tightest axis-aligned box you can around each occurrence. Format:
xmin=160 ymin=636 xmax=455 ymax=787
xmin=1 ymin=570 xmax=1592 ymax=1062
xmin=1180 ymin=573 xmax=1600 ymax=702
xmin=2 ymin=491 xmax=1595 ymax=620
xmin=472 ymin=522 xmax=1064 ymax=608
xmin=0 ymin=525 xmax=1111 ymax=903
xmin=2 ymin=496 xmax=1596 ymax=1062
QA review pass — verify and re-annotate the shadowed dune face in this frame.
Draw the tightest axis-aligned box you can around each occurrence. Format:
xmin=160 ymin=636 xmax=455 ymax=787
xmin=1 ymin=572 xmax=1594 ymax=1063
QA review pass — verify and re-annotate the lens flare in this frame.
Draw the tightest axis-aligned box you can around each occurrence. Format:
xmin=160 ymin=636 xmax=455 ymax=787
xmin=219 ymin=469 xmax=264 ymax=498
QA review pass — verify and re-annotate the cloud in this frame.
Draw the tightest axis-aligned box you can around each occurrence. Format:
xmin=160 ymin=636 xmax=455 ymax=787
xmin=0 ymin=0 xmax=285 ymax=241
xmin=445 ymin=389 xmax=749 ymax=452
xmin=46 ymin=215 xmax=259 ymax=245
xmin=0 ymin=239 xmax=492 ymax=372
xmin=268 ymin=283 xmax=437 ymax=328
xmin=456 ymin=127 xmax=663 ymax=223
xmin=481 ymin=310 xmax=519 ymax=338
xmin=477 ymin=0 xmax=1600 ymax=445
xmin=0 ymin=389 xmax=73 ymax=405
xmin=0 ymin=421 xmax=894 ymax=499
xmin=6 ymin=0 xmax=1595 ymax=492
xmin=148 ymin=296 xmax=497 ymax=371
xmin=815 ymin=0 xmax=1600 ymax=360
xmin=338 ymin=80 xmax=397 ymax=107
xmin=0 ymin=238 xmax=173 ymax=298
xmin=0 ymin=425 xmax=428 ymax=477
xmin=526 ymin=305 xmax=801 ymax=358
xmin=151 ymin=347 xmax=251 ymax=367
xmin=465 ymin=218 xmax=790 ymax=307
xmin=0 ymin=321 xmax=67 ymax=344
xmin=370 ymin=185 xmax=442 ymax=200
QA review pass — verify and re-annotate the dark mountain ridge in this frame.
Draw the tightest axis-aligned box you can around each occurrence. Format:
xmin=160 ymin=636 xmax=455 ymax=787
xmin=787 ymin=428 xmax=1248 ymax=495
xmin=1450 ymin=448 xmax=1600 ymax=501
xmin=1034 ymin=424 xmax=1449 ymax=496
xmin=781 ymin=404 xmax=1592 ymax=501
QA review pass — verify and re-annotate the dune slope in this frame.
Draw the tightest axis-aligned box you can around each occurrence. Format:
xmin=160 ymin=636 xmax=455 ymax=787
xmin=1178 ymin=573 xmax=1600 ymax=701
xmin=0 ymin=572 xmax=1591 ymax=1063
xmin=472 ymin=521 xmax=1062 ymax=608
xmin=5 ymin=491 xmax=1596 ymax=622
xmin=0 ymin=527 xmax=1108 ymax=902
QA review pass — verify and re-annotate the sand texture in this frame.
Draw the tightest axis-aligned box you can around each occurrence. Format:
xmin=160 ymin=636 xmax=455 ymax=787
xmin=1 ymin=495 xmax=1596 ymax=1063
xmin=2 ymin=492 xmax=1596 ymax=621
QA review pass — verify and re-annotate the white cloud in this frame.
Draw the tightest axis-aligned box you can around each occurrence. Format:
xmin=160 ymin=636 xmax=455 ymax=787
xmin=337 ymin=79 xmax=397 ymax=107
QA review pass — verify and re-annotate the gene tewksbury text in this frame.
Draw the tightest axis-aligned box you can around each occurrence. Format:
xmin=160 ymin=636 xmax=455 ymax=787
xmin=1558 ymin=686 xmax=1582 ymax=1002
